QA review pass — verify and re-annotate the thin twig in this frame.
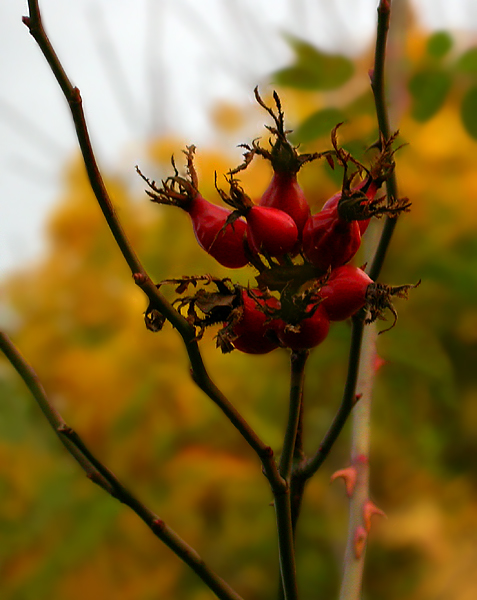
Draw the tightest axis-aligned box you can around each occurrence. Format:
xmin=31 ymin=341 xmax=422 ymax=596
xmin=297 ymin=316 xmax=365 ymax=480
xmin=273 ymin=490 xmax=299 ymax=600
xmin=274 ymin=350 xmax=308 ymax=600
xmin=279 ymin=351 xmax=308 ymax=482
xmin=0 ymin=332 xmax=244 ymax=600
xmin=368 ymin=0 xmax=398 ymax=281
xmin=22 ymin=0 xmax=280 ymax=483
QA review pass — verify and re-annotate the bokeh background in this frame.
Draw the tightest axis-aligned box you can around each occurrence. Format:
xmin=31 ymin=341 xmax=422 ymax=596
xmin=1 ymin=1 xmax=477 ymax=599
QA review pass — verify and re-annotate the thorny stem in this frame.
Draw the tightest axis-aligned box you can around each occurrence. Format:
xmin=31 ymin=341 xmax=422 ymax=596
xmin=0 ymin=332 xmax=244 ymax=600
xmin=338 ymin=323 xmax=377 ymax=600
xmin=335 ymin=6 xmax=396 ymax=597
xmin=23 ymin=0 xmax=283 ymax=486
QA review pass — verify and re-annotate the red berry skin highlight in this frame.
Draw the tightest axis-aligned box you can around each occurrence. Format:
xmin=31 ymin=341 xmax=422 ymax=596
xmin=246 ymin=205 xmax=298 ymax=257
xmin=232 ymin=289 xmax=280 ymax=354
xmin=319 ymin=265 xmax=373 ymax=321
xmin=259 ymin=172 xmax=311 ymax=237
xmin=302 ymin=209 xmax=361 ymax=272
xmin=187 ymin=194 xmax=249 ymax=269
xmin=275 ymin=304 xmax=330 ymax=351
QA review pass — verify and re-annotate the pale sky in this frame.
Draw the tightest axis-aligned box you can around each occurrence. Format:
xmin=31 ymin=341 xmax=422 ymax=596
xmin=0 ymin=0 xmax=476 ymax=277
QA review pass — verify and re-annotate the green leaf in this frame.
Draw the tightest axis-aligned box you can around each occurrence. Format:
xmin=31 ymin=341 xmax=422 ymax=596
xmin=408 ymin=68 xmax=452 ymax=121
xmin=291 ymin=108 xmax=345 ymax=143
xmin=426 ymin=31 xmax=453 ymax=58
xmin=456 ymin=47 xmax=477 ymax=74
xmin=460 ymin=85 xmax=477 ymax=139
xmin=273 ymin=36 xmax=354 ymax=90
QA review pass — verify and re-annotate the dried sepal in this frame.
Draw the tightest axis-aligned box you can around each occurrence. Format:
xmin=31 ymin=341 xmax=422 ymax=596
xmin=365 ymin=279 xmax=421 ymax=333
xmin=136 ymin=145 xmax=200 ymax=207
xmin=144 ymin=307 xmax=166 ymax=333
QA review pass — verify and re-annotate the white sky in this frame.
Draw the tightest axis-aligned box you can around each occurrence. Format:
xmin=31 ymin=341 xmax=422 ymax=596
xmin=1 ymin=0 xmax=476 ymax=277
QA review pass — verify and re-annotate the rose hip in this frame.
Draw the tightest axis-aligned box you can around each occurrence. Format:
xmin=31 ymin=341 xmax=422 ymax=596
xmin=231 ymin=289 xmax=280 ymax=354
xmin=137 ymin=146 xmax=249 ymax=269
xmin=246 ymin=205 xmax=299 ymax=257
xmin=302 ymin=209 xmax=361 ymax=272
xmin=319 ymin=265 xmax=373 ymax=321
xmin=275 ymin=304 xmax=330 ymax=350
xmin=217 ymin=177 xmax=299 ymax=258
xmin=260 ymin=172 xmax=310 ymax=237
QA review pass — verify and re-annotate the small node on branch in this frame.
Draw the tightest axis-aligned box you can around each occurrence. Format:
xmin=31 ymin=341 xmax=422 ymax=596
xmin=57 ymin=424 xmax=74 ymax=436
xmin=71 ymin=87 xmax=82 ymax=103
xmin=263 ymin=446 xmax=275 ymax=459
xmin=133 ymin=272 xmax=146 ymax=285
xmin=152 ymin=518 xmax=166 ymax=533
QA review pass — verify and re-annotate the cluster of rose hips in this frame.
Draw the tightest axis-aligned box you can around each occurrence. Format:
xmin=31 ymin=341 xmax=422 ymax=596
xmin=138 ymin=89 xmax=414 ymax=354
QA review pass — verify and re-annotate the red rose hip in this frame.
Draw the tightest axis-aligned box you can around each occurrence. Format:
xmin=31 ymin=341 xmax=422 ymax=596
xmin=276 ymin=304 xmax=330 ymax=350
xmin=319 ymin=265 xmax=373 ymax=321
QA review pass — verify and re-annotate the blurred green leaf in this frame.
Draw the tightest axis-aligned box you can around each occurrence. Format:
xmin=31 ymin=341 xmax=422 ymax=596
xmin=347 ymin=90 xmax=376 ymax=116
xmin=460 ymin=85 xmax=477 ymax=139
xmin=291 ymin=108 xmax=345 ymax=143
xmin=426 ymin=32 xmax=453 ymax=59
xmin=456 ymin=47 xmax=477 ymax=74
xmin=380 ymin=325 xmax=455 ymax=406
xmin=408 ymin=69 xmax=452 ymax=121
xmin=273 ymin=36 xmax=354 ymax=90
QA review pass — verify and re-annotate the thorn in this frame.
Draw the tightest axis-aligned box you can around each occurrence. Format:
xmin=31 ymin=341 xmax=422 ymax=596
xmin=353 ymin=393 xmax=363 ymax=406
xmin=354 ymin=526 xmax=367 ymax=559
xmin=330 ymin=466 xmax=357 ymax=498
xmin=363 ymin=500 xmax=387 ymax=532
xmin=133 ymin=272 xmax=146 ymax=285
xmin=374 ymin=355 xmax=387 ymax=371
